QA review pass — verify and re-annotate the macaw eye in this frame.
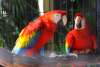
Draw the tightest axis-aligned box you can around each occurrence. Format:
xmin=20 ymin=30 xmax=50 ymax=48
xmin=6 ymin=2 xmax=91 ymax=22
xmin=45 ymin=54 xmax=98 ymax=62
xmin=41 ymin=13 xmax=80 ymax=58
xmin=52 ymin=14 xmax=61 ymax=23
xmin=56 ymin=14 xmax=60 ymax=17
xmin=55 ymin=14 xmax=61 ymax=19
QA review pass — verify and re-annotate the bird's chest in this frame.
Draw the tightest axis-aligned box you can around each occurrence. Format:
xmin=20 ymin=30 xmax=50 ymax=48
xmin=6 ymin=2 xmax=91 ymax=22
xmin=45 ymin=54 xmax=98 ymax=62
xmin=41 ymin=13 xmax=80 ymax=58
xmin=75 ymin=33 xmax=88 ymax=40
xmin=73 ymin=31 xmax=92 ymax=44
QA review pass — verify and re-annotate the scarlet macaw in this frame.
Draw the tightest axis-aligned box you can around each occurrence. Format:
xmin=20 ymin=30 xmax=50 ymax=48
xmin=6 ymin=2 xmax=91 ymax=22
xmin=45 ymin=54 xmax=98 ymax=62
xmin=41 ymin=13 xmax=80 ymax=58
xmin=12 ymin=10 xmax=67 ymax=57
xmin=65 ymin=13 xmax=96 ymax=54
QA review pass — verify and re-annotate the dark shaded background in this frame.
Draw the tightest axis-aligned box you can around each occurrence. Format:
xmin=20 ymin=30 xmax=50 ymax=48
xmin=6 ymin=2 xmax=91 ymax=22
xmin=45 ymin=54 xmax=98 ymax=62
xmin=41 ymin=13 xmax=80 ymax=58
xmin=97 ymin=0 xmax=100 ymax=54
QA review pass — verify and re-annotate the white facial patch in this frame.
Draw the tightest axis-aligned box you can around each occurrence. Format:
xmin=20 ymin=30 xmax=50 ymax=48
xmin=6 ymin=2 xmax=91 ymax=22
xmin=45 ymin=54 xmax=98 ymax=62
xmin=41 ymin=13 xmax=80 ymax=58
xmin=52 ymin=14 xmax=61 ymax=24
xmin=74 ymin=16 xmax=81 ymax=29
xmin=74 ymin=16 xmax=86 ymax=30
xmin=62 ymin=15 xmax=67 ymax=26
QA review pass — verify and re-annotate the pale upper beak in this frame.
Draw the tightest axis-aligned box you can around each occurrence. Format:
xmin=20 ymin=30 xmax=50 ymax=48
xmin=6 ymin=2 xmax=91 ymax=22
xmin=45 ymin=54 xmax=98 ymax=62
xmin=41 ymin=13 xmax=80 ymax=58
xmin=62 ymin=15 xmax=67 ymax=26
xmin=52 ymin=14 xmax=67 ymax=26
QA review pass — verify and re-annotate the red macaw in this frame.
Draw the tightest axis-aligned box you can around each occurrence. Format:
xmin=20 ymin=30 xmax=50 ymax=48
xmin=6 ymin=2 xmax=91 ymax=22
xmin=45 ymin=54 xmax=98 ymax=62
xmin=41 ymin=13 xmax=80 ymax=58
xmin=12 ymin=10 xmax=67 ymax=57
xmin=65 ymin=13 xmax=96 ymax=54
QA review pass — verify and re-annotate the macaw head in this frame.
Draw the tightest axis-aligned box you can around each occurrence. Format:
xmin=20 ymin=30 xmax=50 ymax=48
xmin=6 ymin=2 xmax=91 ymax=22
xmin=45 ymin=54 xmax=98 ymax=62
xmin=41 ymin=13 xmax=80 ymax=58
xmin=74 ymin=12 xmax=86 ymax=30
xmin=43 ymin=10 xmax=67 ymax=26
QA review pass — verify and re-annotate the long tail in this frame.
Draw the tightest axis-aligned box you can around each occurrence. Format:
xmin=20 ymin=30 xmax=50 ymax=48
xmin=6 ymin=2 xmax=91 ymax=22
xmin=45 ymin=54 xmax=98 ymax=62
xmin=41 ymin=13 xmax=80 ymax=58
xmin=12 ymin=30 xmax=41 ymax=56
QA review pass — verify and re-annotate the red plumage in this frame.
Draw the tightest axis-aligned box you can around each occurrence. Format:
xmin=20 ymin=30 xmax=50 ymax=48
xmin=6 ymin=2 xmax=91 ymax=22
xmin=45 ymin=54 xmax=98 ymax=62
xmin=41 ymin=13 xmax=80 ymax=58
xmin=12 ymin=10 xmax=67 ymax=57
xmin=65 ymin=13 xmax=96 ymax=54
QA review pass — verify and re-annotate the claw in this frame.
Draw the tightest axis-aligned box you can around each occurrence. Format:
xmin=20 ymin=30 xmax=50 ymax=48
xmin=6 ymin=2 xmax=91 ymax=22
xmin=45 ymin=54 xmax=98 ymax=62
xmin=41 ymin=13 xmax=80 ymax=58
xmin=67 ymin=53 xmax=78 ymax=58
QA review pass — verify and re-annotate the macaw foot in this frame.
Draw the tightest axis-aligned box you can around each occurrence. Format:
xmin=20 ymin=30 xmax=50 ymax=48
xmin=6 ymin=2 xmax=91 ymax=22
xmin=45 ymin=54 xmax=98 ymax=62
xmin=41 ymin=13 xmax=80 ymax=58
xmin=67 ymin=53 xmax=78 ymax=58
xmin=25 ymin=49 xmax=34 ymax=57
xmin=26 ymin=52 xmax=33 ymax=57
xmin=57 ymin=54 xmax=65 ymax=57
xmin=48 ymin=52 xmax=57 ymax=58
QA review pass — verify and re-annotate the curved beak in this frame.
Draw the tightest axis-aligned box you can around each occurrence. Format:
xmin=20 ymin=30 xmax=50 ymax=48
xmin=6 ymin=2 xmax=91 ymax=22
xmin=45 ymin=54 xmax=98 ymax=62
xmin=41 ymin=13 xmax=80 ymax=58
xmin=62 ymin=15 xmax=67 ymax=26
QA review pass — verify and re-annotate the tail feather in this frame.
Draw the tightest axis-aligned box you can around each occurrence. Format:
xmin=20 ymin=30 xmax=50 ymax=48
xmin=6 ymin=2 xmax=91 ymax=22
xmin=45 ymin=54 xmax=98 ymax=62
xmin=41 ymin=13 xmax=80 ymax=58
xmin=12 ymin=30 xmax=41 ymax=56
